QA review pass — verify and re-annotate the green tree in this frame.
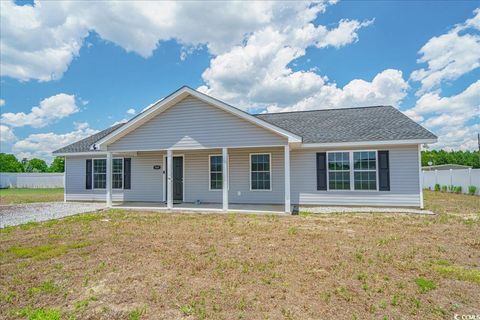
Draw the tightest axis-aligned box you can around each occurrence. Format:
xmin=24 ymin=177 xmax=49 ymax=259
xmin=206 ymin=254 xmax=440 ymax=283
xmin=0 ymin=153 xmax=24 ymax=172
xmin=49 ymin=157 xmax=65 ymax=172
xmin=422 ymin=150 xmax=480 ymax=168
xmin=24 ymin=158 xmax=49 ymax=173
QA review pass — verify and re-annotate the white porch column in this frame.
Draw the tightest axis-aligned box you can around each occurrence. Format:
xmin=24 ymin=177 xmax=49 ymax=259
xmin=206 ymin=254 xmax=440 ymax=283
xmin=167 ymin=149 xmax=173 ymax=209
xmin=63 ymin=157 xmax=67 ymax=203
xmin=106 ymin=152 xmax=112 ymax=207
xmin=284 ymin=145 xmax=291 ymax=213
xmin=418 ymin=145 xmax=424 ymax=209
xmin=222 ymin=147 xmax=229 ymax=211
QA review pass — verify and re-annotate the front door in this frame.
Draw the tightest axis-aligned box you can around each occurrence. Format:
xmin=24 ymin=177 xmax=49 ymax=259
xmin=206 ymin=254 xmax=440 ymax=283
xmin=165 ymin=156 xmax=183 ymax=202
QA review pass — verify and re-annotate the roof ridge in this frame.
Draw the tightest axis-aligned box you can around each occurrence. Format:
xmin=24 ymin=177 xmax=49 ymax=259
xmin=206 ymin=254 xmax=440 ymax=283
xmin=254 ymin=105 xmax=393 ymax=116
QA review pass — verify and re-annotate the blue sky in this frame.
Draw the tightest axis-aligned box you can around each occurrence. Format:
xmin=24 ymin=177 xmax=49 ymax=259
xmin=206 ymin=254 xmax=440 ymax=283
xmin=1 ymin=1 xmax=479 ymax=162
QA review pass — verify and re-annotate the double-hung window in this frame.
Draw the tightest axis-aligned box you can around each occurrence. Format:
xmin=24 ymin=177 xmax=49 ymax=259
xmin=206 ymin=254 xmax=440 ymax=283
xmin=112 ymin=158 xmax=123 ymax=189
xmin=93 ymin=159 xmax=107 ymax=189
xmin=93 ymin=158 xmax=123 ymax=189
xmin=209 ymin=155 xmax=223 ymax=190
xmin=250 ymin=154 xmax=271 ymax=190
xmin=328 ymin=152 xmax=350 ymax=190
xmin=326 ymin=151 xmax=378 ymax=191
xmin=353 ymin=151 xmax=376 ymax=190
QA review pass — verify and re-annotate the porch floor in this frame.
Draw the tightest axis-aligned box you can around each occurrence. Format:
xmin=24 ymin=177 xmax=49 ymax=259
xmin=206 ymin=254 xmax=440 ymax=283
xmin=112 ymin=202 xmax=287 ymax=214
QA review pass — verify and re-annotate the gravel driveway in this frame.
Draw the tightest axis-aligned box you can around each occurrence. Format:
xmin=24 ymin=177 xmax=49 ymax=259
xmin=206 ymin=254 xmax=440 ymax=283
xmin=0 ymin=202 xmax=106 ymax=228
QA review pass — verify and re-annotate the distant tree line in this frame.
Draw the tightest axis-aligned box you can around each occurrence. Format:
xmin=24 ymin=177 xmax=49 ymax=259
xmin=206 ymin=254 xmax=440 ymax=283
xmin=422 ymin=150 xmax=479 ymax=169
xmin=0 ymin=153 xmax=64 ymax=173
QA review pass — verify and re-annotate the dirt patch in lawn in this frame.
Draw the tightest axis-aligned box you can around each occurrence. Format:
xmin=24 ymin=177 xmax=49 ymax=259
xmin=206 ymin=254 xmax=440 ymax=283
xmin=0 ymin=191 xmax=479 ymax=319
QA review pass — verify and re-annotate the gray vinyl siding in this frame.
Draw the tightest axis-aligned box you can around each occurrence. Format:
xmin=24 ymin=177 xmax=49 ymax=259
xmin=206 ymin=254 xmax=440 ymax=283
xmin=185 ymin=147 xmax=285 ymax=204
xmin=228 ymin=148 xmax=284 ymax=204
xmin=184 ymin=150 xmax=222 ymax=203
xmin=290 ymin=145 xmax=421 ymax=207
xmin=65 ymin=154 xmax=164 ymax=202
xmin=108 ymin=96 xmax=287 ymax=152
xmin=65 ymin=145 xmax=420 ymax=207
xmin=65 ymin=148 xmax=285 ymax=204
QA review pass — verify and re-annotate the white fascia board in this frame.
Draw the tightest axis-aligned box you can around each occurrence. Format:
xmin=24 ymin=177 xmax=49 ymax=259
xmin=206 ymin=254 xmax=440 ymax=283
xmin=53 ymin=152 xmax=107 ymax=156
xmin=95 ymin=87 xmax=301 ymax=150
xmin=54 ymin=151 xmax=138 ymax=157
xmin=191 ymin=88 xmax=302 ymax=143
xmin=300 ymin=138 xmax=437 ymax=149
xmin=95 ymin=88 xmax=189 ymax=150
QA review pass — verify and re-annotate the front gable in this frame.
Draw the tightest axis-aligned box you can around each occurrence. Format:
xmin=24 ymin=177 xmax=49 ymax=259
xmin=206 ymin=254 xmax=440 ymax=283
xmin=107 ymin=95 xmax=288 ymax=152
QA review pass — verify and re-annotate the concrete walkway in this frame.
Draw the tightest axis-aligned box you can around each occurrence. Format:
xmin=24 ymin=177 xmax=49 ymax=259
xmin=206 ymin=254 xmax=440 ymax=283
xmin=0 ymin=202 xmax=105 ymax=228
xmin=301 ymin=206 xmax=434 ymax=215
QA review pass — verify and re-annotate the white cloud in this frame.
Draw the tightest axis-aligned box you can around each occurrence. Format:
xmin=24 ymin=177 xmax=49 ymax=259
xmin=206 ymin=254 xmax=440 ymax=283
xmin=12 ymin=124 xmax=98 ymax=161
xmin=0 ymin=1 xmax=87 ymax=81
xmin=126 ymin=108 xmax=136 ymax=115
xmin=112 ymin=119 xmax=128 ymax=126
xmin=410 ymin=8 xmax=480 ymax=94
xmin=0 ymin=99 xmax=5 ymax=107
xmin=199 ymin=17 xmax=373 ymax=110
xmin=73 ymin=121 xmax=89 ymax=130
xmin=0 ymin=125 xmax=16 ymax=142
xmin=1 ymin=93 xmax=79 ymax=128
xmin=265 ymin=69 xmax=408 ymax=112
xmin=405 ymin=80 xmax=480 ymax=150
xmin=0 ymin=1 xmax=334 ymax=81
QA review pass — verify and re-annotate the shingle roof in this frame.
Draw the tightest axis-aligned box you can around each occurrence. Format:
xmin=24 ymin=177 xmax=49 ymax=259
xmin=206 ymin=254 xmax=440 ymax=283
xmin=53 ymin=123 xmax=125 ymax=154
xmin=255 ymin=106 xmax=437 ymax=143
xmin=53 ymin=105 xmax=436 ymax=154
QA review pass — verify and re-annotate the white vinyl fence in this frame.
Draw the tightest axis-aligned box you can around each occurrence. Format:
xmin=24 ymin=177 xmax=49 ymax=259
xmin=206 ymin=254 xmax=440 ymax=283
xmin=422 ymin=169 xmax=480 ymax=194
xmin=0 ymin=173 xmax=64 ymax=188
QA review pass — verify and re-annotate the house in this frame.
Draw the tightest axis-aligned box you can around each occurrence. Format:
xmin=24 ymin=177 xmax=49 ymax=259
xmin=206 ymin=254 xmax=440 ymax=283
xmin=53 ymin=86 xmax=437 ymax=212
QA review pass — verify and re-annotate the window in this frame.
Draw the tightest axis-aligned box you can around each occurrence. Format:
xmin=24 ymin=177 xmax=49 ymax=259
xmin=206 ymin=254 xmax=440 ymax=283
xmin=112 ymin=158 xmax=123 ymax=189
xmin=326 ymin=151 xmax=378 ymax=191
xmin=250 ymin=154 xmax=271 ymax=190
xmin=93 ymin=159 xmax=106 ymax=189
xmin=328 ymin=152 xmax=350 ymax=190
xmin=209 ymin=155 xmax=222 ymax=190
xmin=353 ymin=151 xmax=376 ymax=190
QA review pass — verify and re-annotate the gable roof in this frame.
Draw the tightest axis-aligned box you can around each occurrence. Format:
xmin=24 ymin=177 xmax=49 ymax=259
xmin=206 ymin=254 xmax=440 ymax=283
xmin=256 ymin=106 xmax=437 ymax=144
xmin=53 ymin=123 xmax=125 ymax=154
xmin=93 ymin=86 xmax=302 ymax=150
xmin=53 ymin=90 xmax=437 ymax=155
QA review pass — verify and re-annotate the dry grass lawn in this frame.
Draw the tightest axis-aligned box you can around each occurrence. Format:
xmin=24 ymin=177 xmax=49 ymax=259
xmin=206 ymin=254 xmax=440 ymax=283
xmin=0 ymin=190 xmax=479 ymax=319
xmin=0 ymin=189 xmax=64 ymax=205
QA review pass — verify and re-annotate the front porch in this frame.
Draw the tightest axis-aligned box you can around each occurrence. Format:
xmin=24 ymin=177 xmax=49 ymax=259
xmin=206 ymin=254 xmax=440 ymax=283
xmin=112 ymin=202 xmax=288 ymax=214
xmin=103 ymin=145 xmax=292 ymax=213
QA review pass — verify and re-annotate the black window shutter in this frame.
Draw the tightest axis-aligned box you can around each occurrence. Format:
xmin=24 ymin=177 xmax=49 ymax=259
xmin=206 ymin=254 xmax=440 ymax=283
xmin=378 ymin=151 xmax=390 ymax=191
xmin=316 ymin=152 xmax=327 ymax=190
xmin=86 ymin=159 xmax=92 ymax=190
xmin=124 ymin=158 xmax=131 ymax=189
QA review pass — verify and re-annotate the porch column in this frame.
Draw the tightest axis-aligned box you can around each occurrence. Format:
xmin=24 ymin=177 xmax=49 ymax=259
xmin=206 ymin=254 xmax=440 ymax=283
xmin=167 ymin=149 xmax=173 ymax=209
xmin=418 ymin=144 xmax=424 ymax=209
xmin=106 ymin=152 xmax=112 ymax=207
xmin=284 ymin=145 xmax=291 ymax=213
xmin=222 ymin=147 xmax=229 ymax=211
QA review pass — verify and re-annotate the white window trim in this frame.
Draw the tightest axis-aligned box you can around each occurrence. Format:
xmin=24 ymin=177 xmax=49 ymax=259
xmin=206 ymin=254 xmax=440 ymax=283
xmin=352 ymin=151 xmax=378 ymax=191
xmin=249 ymin=153 xmax=272 ymax=191
xmin=112 ymin=157 xmax=124 ymax=190
xmin=326 ymin=150 xmax=379 ymax=192
xmin=92 ymin=157 xmax=124 ymax=190
xmin=209 ymin=154 xmax=223 ymax=191
xmin=92 ymin=158 xmax=107 ymax=190
xmin=326 ymin=151 xmax=351 ymax=191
